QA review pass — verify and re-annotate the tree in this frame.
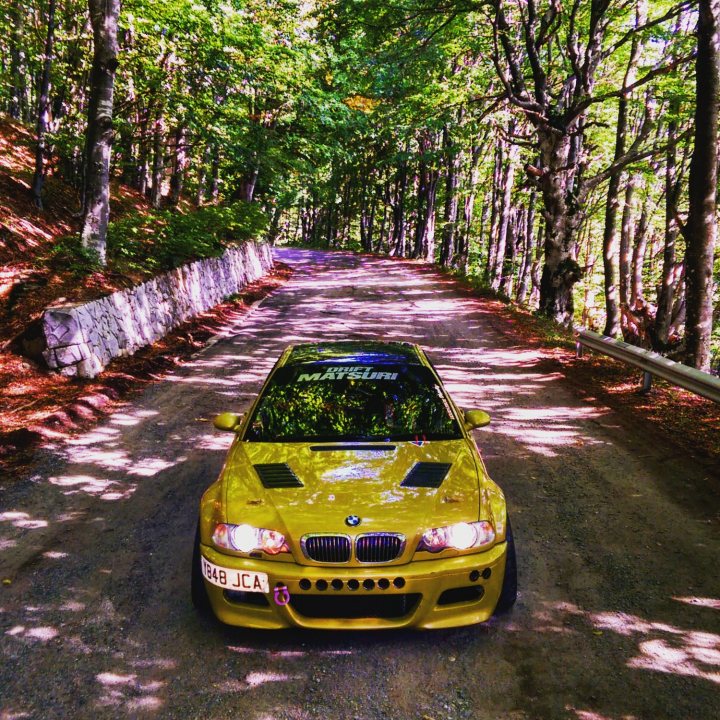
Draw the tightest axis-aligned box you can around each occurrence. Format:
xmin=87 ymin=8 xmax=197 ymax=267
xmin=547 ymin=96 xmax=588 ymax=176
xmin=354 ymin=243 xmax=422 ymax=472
xmin=682 ymin=0 xmax=720 ymax=371
xmin=601 ymin=1 xmax=647 ymax=336
xmin=489 ymin=0 xmax=689 ymax=326
xmin=31 ymin=0 xmax=58 ymax=209
xmin=80 ymin=0 xmax=121 ymax=265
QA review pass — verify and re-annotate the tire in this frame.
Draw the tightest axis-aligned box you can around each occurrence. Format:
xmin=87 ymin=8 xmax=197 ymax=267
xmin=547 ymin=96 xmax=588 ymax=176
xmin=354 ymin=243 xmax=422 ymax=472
xmin=494 ymin=518 xmax=517 ymax=615
xmin=191 ymin=522 xmax=212 ymax=615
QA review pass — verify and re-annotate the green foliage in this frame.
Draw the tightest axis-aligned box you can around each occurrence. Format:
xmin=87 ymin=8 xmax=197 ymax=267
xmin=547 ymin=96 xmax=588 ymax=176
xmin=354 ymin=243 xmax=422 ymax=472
xmin=107 ymin=202 xmax=268 ymax=274
xmin=47 ymin=236 xmax=103 ymax=276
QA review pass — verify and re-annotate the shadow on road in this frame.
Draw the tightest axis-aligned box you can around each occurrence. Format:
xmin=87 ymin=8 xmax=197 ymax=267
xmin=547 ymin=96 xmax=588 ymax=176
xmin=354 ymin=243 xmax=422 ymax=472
xmin=1 ymin=248 xmax=718 ymax=719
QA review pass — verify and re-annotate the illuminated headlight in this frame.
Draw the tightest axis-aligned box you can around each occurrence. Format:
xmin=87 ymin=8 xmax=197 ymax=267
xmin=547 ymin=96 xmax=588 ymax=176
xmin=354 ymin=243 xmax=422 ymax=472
xmin=418 ymin=521 xmax=495 ymax=553
xmin=212 ymin=523 xmax=289 ymax=554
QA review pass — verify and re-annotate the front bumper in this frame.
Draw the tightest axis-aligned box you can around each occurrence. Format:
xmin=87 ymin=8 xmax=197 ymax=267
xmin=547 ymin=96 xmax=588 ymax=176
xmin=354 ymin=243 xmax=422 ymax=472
xmin=200 ymin=541 xmax=508 ymax=630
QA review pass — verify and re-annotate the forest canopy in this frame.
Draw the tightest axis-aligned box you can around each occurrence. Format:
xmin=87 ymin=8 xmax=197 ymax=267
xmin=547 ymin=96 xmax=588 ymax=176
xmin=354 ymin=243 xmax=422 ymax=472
xmin=1 ymin=0 xmax=718 ymax=370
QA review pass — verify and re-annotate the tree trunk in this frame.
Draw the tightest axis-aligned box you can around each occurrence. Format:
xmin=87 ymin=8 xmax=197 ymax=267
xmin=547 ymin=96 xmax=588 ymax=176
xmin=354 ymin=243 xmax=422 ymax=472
xmin=196 ymin=145 xmax=209 ymax=206
xmin=390 ymin=147 xmax=409 ymax=257
xmin=169 ymin=125 xmax=188 ymax=206
xmin=536 ymin=127 xmax=584 ymax=325
xmin=440 ymin=125 xmax=461 ymax=268
xmin=9 ymin=0 xmax=29 ymax=121
xmin=516 ymin=191 xmax=536 ymax=303
xmin=413 ymin=132 xmax=439 ymax=261
xmin=238 ymin=166 xmax=259 ymax=202
xmin=267 ymin=204 xmax=282 ymax=245
xmin=31 ymin=0 xmax=57 ymax=210
xmin=683 ymin=0 xmax=720 ymax=371
xmin=530 ymin=223 xmax=544 ymax=307
xmin=150 ymin=111 xmax=165 ymax=208
xmin=340 ymin=177 xmax=353 ymax=244
xmin=80 ymin=0 xmax=120 ymax=266
xmin=619 ymin=174 xmax=638 ymax=307
xmin=210 ymin=144 xmax=220 ymax=203
xmin=655 ymin=114 xmax=681 ymax=347
xmin=368 ymin=189 xmax=377 ymax=251
xmin=500 ymin=208 xmax=520 ymax=296
xmin=360 ymin=177 xmax=377 ymax=253
xmin=458 ymin=143 xmax=481 ymax=274
xmin=136 ymin=102 xmax=151 ymax=195
xmin=601 ymin=1 xmax=645 ymax=337
xmin=630 ymin=189 xmax=651 ymax=305
xmin=485 ymin=139 xmax=503 ymax=282
xmin=491 ymin=129 xmax=518 ymax=291
xmin=376 ymin=181 xmax=390 ymax=253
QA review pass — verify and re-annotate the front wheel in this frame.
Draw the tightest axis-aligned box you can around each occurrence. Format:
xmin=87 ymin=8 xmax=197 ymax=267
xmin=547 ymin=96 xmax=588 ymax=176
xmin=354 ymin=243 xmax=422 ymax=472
xmin=191 ymin=522 xmax=212 ymax=615
xmin=494 ymin=518 xmax=517 ymax=615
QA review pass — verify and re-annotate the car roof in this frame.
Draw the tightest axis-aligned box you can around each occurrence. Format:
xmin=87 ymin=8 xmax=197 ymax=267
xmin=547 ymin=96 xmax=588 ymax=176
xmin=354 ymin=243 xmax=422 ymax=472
xmin=283 ymin=341 xmax=422 ymax=367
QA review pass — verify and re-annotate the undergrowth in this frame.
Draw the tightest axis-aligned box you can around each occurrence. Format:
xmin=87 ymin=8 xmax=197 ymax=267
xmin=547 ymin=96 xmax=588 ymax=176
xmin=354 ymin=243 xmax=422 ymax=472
xmin=48 ymin=201 xmax=268 ymax=277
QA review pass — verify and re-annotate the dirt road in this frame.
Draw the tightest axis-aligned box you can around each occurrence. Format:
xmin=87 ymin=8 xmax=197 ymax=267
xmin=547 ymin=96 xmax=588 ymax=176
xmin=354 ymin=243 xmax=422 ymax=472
xmin=1 ymin=248 xmax=718 ymax=720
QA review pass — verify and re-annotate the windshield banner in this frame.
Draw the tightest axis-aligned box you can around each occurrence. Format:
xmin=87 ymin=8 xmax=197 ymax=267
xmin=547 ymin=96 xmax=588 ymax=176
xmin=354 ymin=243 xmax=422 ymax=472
xmin=297 ymin=366 xmax=399 ymax=381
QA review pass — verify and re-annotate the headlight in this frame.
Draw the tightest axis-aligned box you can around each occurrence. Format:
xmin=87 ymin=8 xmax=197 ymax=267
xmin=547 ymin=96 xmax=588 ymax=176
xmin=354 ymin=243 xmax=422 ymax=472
xmin=212 ymin=523 xmax=289 ymax=555
xmin=417 ymin=521 xmax=495 ymax=553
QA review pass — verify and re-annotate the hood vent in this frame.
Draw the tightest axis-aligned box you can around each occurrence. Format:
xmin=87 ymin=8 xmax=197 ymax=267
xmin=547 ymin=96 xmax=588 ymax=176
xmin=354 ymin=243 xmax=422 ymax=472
xmin=254 ymin=463 xmax=303 ymax=488
xmin=310 ymin=445 xmax=396 ymax=452
xmin=401 ymin=462 xmax=451 ymax=489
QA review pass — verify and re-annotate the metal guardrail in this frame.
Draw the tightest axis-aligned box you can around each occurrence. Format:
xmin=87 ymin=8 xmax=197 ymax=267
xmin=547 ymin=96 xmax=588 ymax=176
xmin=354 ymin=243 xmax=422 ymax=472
xmin=575 ymin=329 xmax=720 ymax=404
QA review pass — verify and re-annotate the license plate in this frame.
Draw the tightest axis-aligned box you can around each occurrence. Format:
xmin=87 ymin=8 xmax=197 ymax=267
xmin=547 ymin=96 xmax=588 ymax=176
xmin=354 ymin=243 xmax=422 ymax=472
xmin=201 ymin=556 xmax=269 ymax=593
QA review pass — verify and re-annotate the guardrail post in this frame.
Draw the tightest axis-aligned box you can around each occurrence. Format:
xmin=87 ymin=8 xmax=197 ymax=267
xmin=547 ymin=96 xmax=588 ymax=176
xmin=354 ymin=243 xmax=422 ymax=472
xmin=576 ymin=337 xmax=583 ymax=358
xmin=641 ymin=371 xmax=652 ymax=393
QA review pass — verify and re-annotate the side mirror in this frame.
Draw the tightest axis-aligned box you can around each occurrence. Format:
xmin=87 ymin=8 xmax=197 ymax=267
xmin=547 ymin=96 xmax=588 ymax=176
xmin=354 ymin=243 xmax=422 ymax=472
xmin=464 ymin=409 xmax=491 ymax=430
xmin=213 ymin=412 xmax=244 ymax=432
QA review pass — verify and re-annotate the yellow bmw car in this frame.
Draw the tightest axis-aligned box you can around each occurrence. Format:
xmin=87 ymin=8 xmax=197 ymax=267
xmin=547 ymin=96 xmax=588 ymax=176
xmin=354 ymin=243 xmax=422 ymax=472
xmin=192 ymin=340 xmax=516 ymax=629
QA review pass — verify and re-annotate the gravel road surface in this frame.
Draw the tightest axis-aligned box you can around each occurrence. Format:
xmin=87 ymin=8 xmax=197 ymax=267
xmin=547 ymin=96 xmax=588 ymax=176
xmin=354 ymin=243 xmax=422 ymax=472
xmin=1 ymin=248 xmax=719 ymax=720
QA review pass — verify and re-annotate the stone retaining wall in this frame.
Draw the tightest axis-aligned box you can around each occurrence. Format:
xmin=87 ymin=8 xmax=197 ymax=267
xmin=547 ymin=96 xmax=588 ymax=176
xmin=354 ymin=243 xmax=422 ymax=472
xmin=42 ymin=241 xmax=273 ymax=378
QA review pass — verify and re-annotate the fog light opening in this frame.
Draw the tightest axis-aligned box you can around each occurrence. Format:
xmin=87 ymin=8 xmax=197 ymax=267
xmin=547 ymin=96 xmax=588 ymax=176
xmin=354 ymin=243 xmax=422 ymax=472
xmin=316 ymin=579 xmax=328 ymax=591
xmin=482 ymin=568 xmax=492 ymax=580
xmin=393 ymin=577 xmax=406 ymax=589
xmin=363 ymin=579 xmax=375 ymax=591
xmin=469 ymin=570 xmax=480 ymax=582
xmin=331 ymin=579 xmax=343 ymax=591
xmin=299 ymin=579 xmax=311 ymax=591
xmin=378 ymin=578 xmax=390 ymax=590
xmin=347 ymin=579 xmax=360 ymax=591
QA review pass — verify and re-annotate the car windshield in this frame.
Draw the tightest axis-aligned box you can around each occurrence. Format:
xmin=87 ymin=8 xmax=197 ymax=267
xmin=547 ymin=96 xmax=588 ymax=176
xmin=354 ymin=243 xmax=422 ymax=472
xmin=244 ymin=363 xmax=463 ymax=442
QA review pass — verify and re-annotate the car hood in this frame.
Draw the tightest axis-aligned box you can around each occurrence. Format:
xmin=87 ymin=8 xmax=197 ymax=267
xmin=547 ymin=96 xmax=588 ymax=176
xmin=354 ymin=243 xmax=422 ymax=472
xmin=222 ymin=440 xmax=487 ymax=558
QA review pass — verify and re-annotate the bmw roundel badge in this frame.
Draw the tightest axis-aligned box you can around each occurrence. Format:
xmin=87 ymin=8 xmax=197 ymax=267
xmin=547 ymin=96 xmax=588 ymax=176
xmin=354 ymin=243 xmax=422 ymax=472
xmin=345 ymin=515 xmax=361 ymax=527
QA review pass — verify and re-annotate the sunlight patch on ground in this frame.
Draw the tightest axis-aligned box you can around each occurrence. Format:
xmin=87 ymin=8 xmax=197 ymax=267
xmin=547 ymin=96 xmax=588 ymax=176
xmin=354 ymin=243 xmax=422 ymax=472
xmin=629 ymin=636 xmax=720 ymax=684
xmin=214 ymin=673 xmax=304 ymax=692
xmin=109 ymin=414 xmax=143 ymax=427
xmin=245 ymin=671 xmax=302 ymax=688
xmin=6 ymin=625 xmax=58 ymax=641
xmin=129 ymin=658 xmax=178 ymax=670
xmin=228 ymin=645 xmax=353 ymax=659
xmin=42 ymin=550 xmax=68 ymax=559
xmin=567 ymin=709 xmax=638 ymax=720
xmin=49 ymin=474 xmax=135 ymax=501
xmin=97 ymin=672 xmax=137 ymax=686
xmin=195 ymin=432 xmax=235 ymax=451
xmin=535 ymin=602 xmax=720 ymax=686
xmin=673 ymin=596 xmax=720 ymax=610
xmin=0 ymin=511 xmax=48 ymax=529
xmin=590 ymin=611 xmax=720 ymax=685
xmin=126 ymin=696 xmax=163 ymax=711
xmin=127 ymin=456 xmax=180 ymax=477
xmin=59 ymin=601 xmax=85 ymax=612
xmin=503 ymin=406 xmax=605 ymax=421
xmin=62 ymin=427 xmax=121 ymax=452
